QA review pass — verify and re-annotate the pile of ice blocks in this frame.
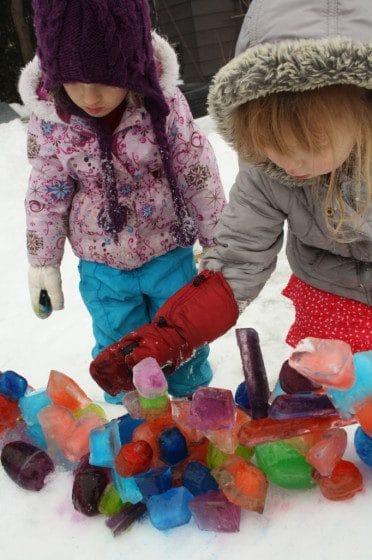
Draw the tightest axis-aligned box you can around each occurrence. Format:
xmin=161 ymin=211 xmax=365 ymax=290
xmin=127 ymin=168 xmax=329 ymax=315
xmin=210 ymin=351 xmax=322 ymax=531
xmin=0 ymin=328 xmax=371 ymax=536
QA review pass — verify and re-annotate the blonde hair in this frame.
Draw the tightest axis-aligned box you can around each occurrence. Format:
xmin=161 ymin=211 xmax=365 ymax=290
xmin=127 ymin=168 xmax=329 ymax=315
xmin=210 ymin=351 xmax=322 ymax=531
xmin=232 ymin=85 xmax=372 ymax=240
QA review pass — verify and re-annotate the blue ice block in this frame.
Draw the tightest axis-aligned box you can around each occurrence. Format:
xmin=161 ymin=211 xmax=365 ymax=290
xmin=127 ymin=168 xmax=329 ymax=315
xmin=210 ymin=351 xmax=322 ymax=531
xmin=19 ymin=390 xmax=52 ymax=425
xmin=134 ymin=466 xmax=172 ymax=500
xmin=147 ymin=486 xmax=193 ymax=530
xmin=158 ymin=427 xmax=188 ymax=465
xmin=89 ymin=424 xmax=115 ymax=468
xmin=103 ymin=391 xmax=125 ymax=404
xmin=354 ymin=427 xmax=372 ymax=466
xmin=111 ymin=468 xmax=143 ymax=504
xmin=0 ymin=370 xmax=28 ymax=400
xmin=328 ymin=352 xmax=372 ymax=418
xmin=182 ymin=461 xmax=219 ymax=496
xmin=26 ymin=423 xmax=47 ymax=449
xmin=269 ymin=379 xmax=286 ymax=402
xmin=117 ymin=414 xmax=144 ymax=445
xmin=234 ymin=381 xmax=251 ymax=412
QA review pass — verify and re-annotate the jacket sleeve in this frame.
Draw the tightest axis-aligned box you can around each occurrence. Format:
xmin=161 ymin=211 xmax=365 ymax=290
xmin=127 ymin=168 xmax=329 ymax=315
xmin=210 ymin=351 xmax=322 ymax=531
xmin=166 ymin=87 xmax=226 ymax=247
xmin=25 ymin=114 xmax=76 ymax=267
xmin=201 ymin=162 xmax=287 ymax=307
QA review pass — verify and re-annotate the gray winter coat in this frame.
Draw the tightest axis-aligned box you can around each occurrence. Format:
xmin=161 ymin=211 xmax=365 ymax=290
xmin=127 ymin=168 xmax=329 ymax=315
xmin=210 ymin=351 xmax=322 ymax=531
xmin=203 ymin=0 xmax=372 ymax=308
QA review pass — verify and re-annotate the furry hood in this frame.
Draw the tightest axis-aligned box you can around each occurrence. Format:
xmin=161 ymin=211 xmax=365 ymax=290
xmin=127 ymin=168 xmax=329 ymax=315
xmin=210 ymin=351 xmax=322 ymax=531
xmin=19 ymin=31 xmax=179 ymax=124
xmin=208 ymin=0 xmax=372 ymax=155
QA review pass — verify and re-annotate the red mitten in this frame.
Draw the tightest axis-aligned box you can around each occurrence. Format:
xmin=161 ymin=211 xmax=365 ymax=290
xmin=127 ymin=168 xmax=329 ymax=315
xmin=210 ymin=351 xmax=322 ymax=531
xmin=90 ymin=270 xmax=239 ymax=395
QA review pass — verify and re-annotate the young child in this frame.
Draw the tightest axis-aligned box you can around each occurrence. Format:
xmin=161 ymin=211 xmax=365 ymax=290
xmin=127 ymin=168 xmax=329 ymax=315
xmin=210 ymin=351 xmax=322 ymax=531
xmin=90 ymin=0 xmax=372 ymax=397
xmin=20 ymin=0 xmax=226 ymax=398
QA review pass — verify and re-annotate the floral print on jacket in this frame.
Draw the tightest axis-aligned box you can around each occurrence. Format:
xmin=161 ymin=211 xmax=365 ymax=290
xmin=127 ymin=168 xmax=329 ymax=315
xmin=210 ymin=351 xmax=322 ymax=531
xmin=25 ymin=86 xmax=225 ymax=269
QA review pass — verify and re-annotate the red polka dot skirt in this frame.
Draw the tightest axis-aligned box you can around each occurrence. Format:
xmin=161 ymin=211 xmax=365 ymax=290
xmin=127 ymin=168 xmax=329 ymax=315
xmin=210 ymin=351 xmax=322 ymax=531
xmin=282 ymin=274 xmax=372 ymax=353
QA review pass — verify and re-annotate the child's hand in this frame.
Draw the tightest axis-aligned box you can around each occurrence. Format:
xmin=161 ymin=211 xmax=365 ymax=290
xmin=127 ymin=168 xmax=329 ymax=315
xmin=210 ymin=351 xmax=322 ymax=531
xmin=28 ymin=265 xmax=64 ymax=319
xmin=90 ymin=270 xmax=239 ymax=396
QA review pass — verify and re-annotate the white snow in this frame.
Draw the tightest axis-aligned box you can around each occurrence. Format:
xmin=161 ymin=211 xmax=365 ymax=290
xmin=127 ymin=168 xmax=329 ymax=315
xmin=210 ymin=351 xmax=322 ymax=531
xmin=0 ymin=111 xmax=370 ymax=560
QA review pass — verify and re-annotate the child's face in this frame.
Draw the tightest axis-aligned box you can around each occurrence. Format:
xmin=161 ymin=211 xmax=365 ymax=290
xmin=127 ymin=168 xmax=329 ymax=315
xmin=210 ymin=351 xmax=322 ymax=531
xmin=63 ymin=83 xmax=128 ymax=117
xmin=264 ymin=126 xmax=355 ymax=180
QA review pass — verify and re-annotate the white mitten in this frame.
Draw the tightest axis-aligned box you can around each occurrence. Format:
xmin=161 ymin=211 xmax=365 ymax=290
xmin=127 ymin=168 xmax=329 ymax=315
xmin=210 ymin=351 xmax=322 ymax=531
xmin=28 ymin=265 xmax=64 ymax=319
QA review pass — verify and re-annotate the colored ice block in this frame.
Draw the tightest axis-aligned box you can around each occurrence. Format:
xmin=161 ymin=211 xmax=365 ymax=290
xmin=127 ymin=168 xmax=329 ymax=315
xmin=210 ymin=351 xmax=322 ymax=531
xmin=289 ymin=338 xmax=355 ymax=390
xmin=278 ymin=360 xmax=321 ymax=394
xmin=182 ymin=461 xmax=218 ymax=496
xmin=115 ymin=440 xmax=153 ymax=477
xmin=306 ymin=428 xmax=347 ymax=477
xmin=89 ymin=424 xmax=115 ymax=468
xmin=98 ymin=483 xmax=125 ymax=516
xmin=1 ymin=440 xmax=54 ymax=491
xmin=158 ymin=426 xmax=188 ymax=465
xmin=255 ymin=440 xmax=315 ymax=489
xmin=106 ymin=502 xmax=147 ymax=536
xmin=147 ymin=486 xmax=193 ymax=530
xmin=235 ymin=328 xmax=270 ymax=419
xmin=133 ymin=357 xmax=168 ymax=398
xmin=134 ymin=466 xmax=172 ymax=500
xmin=112 ymin=469 xmax=143 ymax=504
xmin=238 ymin=414 xmax=355 ymax=447
xmin=171 ymin=399 xmax=204 ymax=443
xmin=0 ymin=370 xmax=28 ymax=400
xmin=354 ymin=426 xmax=372 ymax=466
xmin=269 ymin=393 xmax=336 ymax=419
xmin=189 ymin=490 xmax=241 ymax=532
xmin=115 ymin=414 xmax=144 ymax=445
xmin=47 ymin=370 xmax=91 ymax=412
xmin=0 ymin=394 xmax=21 ymax=434
xmin=355 ymin=397 xmax=372 ymax=436
xmin=72 ymin=455 xmax=110 ymax=516
xmin=314 ymin=460 xmax=364 ymax=501
xmin=19 ymin=390 xmax=51 ymax=425
xmin=212 ymin=456 xmax=268 ymax=513
xmin=327 ymin=352 xmax=372 ymax=418
xmin=234 ymin=381 xmax=251 ymax=413
xmin=188 ymin=387 xmax=236 ymax=431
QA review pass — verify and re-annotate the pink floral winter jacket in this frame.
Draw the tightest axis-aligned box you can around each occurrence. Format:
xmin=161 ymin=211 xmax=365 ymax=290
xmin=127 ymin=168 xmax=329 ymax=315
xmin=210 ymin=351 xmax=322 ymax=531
xmin=19 ymin=34 xmax=225 ymax=270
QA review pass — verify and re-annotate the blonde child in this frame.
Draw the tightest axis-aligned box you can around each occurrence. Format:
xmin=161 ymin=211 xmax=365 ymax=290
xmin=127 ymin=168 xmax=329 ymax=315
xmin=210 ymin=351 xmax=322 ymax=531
xmin=90 ymin=0 xmax=372 ymax=397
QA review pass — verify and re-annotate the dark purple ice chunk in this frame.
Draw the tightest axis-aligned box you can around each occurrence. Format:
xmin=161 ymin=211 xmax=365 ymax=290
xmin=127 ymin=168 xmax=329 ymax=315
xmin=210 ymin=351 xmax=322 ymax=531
xmin=72 ymin=454 xmax=110 ymax=516
xmin=269 ymin=393 xmax=336 ymax=420
xmin=279 ymin=360 xmax=322 ymax=394
xmin=1 ymin=440 xmax=54 ymax=491
xmin=106 ymin=502 xmax=147 ymax=536
xmin=235 ymin=328 xmax=270 ymax=419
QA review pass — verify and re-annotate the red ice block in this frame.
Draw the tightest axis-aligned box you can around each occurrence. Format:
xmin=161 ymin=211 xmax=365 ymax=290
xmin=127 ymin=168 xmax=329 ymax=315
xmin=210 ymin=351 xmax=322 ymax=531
xmin=306 ymin=428 xmax=347 ymax=477
xmin=132 ymin=414 xmax=175 ymax=462
xmin=0 ymin=394 xmax=20 ymax=434
xmin=47 ymin=370 xmax=92 ymax=412
xmin=238 ymin=414 xmax=356 ymax=447
xmin=115 ymin=440 xmax=153 ymax=477
xmin=314 ymin=460 xmax=364 ymax=501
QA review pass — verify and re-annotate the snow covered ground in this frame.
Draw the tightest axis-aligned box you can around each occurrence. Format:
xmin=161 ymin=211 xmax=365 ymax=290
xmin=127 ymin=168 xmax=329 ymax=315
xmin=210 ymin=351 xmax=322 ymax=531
xmin=0 ymin=110 xmax=370 ymax=560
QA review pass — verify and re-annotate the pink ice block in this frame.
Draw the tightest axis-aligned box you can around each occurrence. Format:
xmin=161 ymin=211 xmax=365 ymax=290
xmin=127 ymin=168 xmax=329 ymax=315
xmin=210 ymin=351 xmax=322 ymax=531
xmin=288 ymin=338 xmax=355 ymax=390
xmin=132 ymin=358 xmax=168 ymax=399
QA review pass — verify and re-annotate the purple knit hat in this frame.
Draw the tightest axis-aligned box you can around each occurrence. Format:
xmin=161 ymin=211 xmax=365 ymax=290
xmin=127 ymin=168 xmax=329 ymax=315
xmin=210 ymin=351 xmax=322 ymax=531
xmin=32 ymin=0 xmax=197 ymax=245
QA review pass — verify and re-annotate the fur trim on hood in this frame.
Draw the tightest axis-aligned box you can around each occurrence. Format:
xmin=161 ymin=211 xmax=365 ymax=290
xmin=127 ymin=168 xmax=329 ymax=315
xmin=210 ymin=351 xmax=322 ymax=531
xmin=19 ymin=31 xmax=179 ymax=123
xmin=208 ymin=0 xmax=372 ymax=149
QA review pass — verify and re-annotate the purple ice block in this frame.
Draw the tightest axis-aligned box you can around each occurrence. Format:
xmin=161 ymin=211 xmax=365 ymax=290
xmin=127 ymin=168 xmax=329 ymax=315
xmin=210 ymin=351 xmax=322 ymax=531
xmin=235 ymin=328 xmax=270 ymax=419
xmin=188 ymin=387 xmax=236 ymax=431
